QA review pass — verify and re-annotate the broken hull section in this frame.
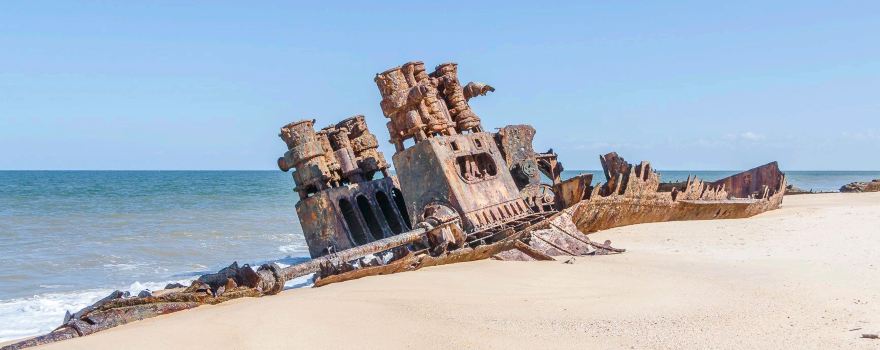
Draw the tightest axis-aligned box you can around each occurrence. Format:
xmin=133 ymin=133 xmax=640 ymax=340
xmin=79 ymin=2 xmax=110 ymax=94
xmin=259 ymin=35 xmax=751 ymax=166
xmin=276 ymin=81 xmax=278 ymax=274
xmin=567 ymin=195 xmax=784 ymax=234
xmin=558 ymin=154 xmax=786 ymax=234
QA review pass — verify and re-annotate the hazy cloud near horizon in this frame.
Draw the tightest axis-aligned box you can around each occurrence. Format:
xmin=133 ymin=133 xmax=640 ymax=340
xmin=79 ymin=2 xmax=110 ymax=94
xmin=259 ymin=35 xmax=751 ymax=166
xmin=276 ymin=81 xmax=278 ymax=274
xmin=0 ymin=1 xmax=877 ymax=170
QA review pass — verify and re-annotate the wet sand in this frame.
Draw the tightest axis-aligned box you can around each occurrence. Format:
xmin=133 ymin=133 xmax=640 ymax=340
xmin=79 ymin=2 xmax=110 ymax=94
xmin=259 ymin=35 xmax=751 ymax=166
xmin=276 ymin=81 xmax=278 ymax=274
xmin=18 ymin=192 xmax=880 ymax=349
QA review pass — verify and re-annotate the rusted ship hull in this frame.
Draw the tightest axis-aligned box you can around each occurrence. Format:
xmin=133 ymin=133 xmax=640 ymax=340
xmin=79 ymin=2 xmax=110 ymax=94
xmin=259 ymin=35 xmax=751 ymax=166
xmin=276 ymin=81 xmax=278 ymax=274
xmin=2 ymin=60 xmax=785 ymax=350
xmin=568 ymin=195 xmax=784 ymax=234
xmin=557 ymin=154 xmax=786 ymax=234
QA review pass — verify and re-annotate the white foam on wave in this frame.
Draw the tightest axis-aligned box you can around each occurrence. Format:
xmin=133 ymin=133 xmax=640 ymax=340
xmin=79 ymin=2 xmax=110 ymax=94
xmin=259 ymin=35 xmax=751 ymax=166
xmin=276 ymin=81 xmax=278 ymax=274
xmin=0 ymin=288 xmax=111 ymax=342
xmin=0 ymin=278 xmax=192 ymax=342
xmin=102 ymin=263 xmax=146 ymax=271
xmin=0 ymin=269 xmax=316 ymax=343
xmin=278 ymin=243 xmax=308 ymax=254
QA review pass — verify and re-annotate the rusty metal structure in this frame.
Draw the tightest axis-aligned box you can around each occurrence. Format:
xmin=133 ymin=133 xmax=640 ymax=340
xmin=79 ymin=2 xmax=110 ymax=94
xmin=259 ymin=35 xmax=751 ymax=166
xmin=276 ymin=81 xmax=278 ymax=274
xmin=3 ymin=61 xmax=788 ymax=350
xmin=557 ymin=153 xmax=785 ymax=234
xmin=277 ymin=115 xmax=407 ymax=258
xmin=495 ymin=125 xmax=564 ymax=212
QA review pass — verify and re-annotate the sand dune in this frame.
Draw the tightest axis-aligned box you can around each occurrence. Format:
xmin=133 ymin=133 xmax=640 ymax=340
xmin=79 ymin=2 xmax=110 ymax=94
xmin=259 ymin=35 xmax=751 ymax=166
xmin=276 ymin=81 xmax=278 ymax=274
xmin=24 ymin=193 xmax=880 ymax=349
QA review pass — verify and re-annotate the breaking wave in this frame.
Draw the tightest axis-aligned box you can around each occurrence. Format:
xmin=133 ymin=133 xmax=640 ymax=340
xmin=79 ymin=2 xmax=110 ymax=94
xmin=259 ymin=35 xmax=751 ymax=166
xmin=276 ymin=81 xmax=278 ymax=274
xmin=0 ymin=269 xmax=315 ymax=343
xmin=0 ymin=278 xmax=194 ymax=342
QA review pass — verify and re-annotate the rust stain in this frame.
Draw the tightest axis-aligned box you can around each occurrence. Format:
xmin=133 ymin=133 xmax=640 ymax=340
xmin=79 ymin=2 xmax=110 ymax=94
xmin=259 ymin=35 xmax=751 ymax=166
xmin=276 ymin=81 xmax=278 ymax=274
xmin=3 ymin=61 xmax=785 ymax=350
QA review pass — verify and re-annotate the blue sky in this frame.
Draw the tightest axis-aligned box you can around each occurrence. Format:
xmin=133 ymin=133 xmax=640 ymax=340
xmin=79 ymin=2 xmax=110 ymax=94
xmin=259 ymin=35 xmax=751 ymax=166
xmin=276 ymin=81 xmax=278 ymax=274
xmin=1 ymin=1 xmax=877 ymax=170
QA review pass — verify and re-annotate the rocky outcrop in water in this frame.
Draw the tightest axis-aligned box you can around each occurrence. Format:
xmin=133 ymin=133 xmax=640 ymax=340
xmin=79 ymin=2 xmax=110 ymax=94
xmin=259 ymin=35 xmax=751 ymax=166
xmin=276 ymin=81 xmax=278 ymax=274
xmin=784 ymin=184 xmax=812 ymax=195
xmin=840 ymin=179 xmax=880 ymax=193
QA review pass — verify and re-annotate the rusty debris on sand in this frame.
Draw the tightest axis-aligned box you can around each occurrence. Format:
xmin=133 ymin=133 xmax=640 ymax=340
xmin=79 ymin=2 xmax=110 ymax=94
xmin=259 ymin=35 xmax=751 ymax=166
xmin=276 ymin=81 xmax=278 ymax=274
xmin=2 ymin=61 xmax=787 ymax=349
xmin=840 ymin=179 xmax=880 ymax=193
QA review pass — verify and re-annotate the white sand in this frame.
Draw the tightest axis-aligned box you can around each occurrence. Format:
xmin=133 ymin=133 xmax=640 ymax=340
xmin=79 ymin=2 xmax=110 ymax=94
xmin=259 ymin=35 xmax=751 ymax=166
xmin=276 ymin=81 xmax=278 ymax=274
xmin=28 ymin=193 xmax=880 ymax=349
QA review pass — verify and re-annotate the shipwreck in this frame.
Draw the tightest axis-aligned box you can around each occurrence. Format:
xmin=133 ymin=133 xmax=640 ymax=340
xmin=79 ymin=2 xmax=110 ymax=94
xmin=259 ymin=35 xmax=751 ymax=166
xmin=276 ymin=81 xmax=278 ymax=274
xmin=2 ymin=61 xmax=786 ymax=349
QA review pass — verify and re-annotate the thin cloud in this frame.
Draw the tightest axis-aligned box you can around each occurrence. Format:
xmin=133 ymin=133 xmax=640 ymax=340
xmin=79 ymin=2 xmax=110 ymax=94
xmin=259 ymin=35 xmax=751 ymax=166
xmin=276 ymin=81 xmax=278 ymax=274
xmin=841 ymin=129 xmax=879 ymax=140
xmin=724 ymin=131 xmax=766 ymax=141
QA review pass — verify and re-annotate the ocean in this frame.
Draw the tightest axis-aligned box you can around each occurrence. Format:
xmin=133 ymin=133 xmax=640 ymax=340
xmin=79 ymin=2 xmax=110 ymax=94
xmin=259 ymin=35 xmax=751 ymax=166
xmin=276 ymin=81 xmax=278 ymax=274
xmin=1 ymin=169 xmax=878 ymax=341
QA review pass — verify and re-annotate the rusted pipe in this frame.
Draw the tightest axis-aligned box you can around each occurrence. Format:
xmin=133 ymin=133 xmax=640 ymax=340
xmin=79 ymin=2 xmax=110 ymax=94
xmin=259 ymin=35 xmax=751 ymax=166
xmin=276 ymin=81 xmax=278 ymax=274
xmin=278 ymin=226 xmax=428 ymax=281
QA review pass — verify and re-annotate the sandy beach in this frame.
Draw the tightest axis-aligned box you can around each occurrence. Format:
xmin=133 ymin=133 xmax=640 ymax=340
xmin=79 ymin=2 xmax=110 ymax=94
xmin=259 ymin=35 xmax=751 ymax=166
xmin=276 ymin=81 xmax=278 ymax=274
xmin=9 ymin=192 xmax=878 ymax=349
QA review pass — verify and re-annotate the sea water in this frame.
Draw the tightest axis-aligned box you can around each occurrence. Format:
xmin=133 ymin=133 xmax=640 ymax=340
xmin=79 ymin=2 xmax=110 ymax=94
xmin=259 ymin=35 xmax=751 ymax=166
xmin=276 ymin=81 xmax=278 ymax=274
xmin=1 ymin=169 xmax=878 ymax=341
